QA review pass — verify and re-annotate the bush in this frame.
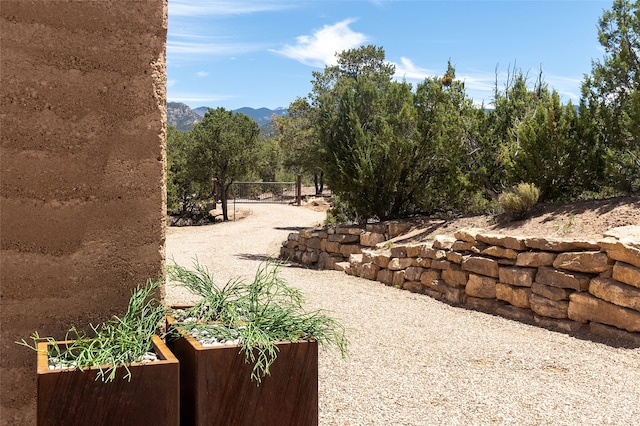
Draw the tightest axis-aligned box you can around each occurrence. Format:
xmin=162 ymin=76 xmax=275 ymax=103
xmin=498 ymin=182 xmax=540 ymax=219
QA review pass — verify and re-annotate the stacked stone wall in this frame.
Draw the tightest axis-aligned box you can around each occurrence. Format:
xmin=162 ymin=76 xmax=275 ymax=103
xmin=281 ymin=224 xmax=640 ymax=344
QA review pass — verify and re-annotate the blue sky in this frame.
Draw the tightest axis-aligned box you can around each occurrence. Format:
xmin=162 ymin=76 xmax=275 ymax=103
xmin=167 ymin=0 xmax=611 ymax=110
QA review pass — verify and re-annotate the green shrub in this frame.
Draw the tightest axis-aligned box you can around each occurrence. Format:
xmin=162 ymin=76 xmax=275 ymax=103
xmin=498 ymin=182 xmax=540 ymax=219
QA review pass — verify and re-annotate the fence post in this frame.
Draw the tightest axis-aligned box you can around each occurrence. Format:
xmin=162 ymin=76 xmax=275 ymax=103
xmin=297 ymin=175 xmax=302 ymax=206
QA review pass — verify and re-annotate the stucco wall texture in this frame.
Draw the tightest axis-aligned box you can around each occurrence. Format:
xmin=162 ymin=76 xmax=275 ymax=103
xmin=0 ymin=1 xmax=168 ymax=424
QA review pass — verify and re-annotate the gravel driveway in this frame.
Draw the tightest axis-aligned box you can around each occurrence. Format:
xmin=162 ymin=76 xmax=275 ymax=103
xmin=166 ymin=203 xmax=640 ymax=426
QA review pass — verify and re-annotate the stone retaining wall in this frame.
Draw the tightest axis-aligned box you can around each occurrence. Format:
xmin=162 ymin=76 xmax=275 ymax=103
xmin=281 ymin=224 xmax=640 ymax=344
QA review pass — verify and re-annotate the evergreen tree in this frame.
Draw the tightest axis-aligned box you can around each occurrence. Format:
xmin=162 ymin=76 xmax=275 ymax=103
xmin=582 ymin=0 xmax=640 ymax=193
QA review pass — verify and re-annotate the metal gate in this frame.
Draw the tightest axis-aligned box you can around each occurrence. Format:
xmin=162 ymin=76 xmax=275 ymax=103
xmin=228 ymin=181 xmax=299 ymax=204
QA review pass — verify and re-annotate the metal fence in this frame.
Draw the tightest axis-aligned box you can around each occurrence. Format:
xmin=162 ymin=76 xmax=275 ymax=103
xmin=228 ymin=181 xmax=298 ymax=204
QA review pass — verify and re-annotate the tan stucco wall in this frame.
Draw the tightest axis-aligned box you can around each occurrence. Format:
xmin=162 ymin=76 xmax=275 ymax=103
xmin=0 ymin=1 xmax=168 ymax=424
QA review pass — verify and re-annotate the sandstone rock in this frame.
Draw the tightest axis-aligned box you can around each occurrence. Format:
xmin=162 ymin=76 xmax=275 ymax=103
xmin=465 ymin=274 xmax=497 ymax=299
xmin=422 ymin=247 xmax=447 ymax=260
xmin=360 ymin=232 xmax=386 ymax=247
xmin=433 ymin=235 xmax=456 ymax=250
xmin=301 ymin=250 xmax=319 ymax=265
xmin=335 ymin=226 xmax=364 ymax=236
xmin=392 ymin=271 xmax=406 ymax=287
xmin=431 ymin=259 xmax=451 ymax=270
xmin=324 ymin=256 xmax=344 ymax=271
xmin=568 ymin=292 xmax=640 ymax=332
xmin=361 ymin=250 xmax=373 ymax=264
xmin=325 ymin=241 xmax=341 ymax=254
xmin=499 ymin=266 xmax=536 ymax=287
xmin=365 ymin=223 xmax=387 ymax=234
xmin=533 ymin=316 xmax=584 ymax=333
xmin=287 ymin=232 xmax=299 ymax=242
xmin=481 ymin=246 xmax=519 ymax=260
xmin=334 ymin=261 xmax=351 ymax=272
xmin=317 ymin=252 xmax=330 ymax=269
xmin=529 ymin=294 xmax=569 ymax=319
xmin=454 ymin=228 xmax=483 ymax=243
xmin=371 ymin=251 xmax=392 ymax=268
xmin=414 ymin=257 xmax=432 ymax=268
xmin=525 ymin=238 xmax=600 ymax=252
xmin=495 ymin=304 xmax=535 ymax=323
xmin=496 ymin=283 xmax=531 ymax=308
xmin=423 ymin=278 xmax=447 ymax=294
xmin=376 ymin=269 xmax=394 ymax=285
xmin=613 ymin=262 xmax=640 ymax=289
xmin=349 ymin=253 xmax=363 ymax=267
xmin=388 ymin=257 xmax=413 ymax=271
xmin=402 ymin=281 xmax=425 ymax=294
xmin=465 ymin=296 xmax=504 ymax=311
xmin=406 ymin=243 xmax=426 ymax=258
xmin=405 ymin=266 xmax=424 ymax=282
xmin=390 ymin=245 xmax=407 ymax=258
xmin=600 ymin=237 xmax=640 ymax=268
xmin=461 ymin=256 xmax=499 ymax=278
xmin=446 ymin=251 xmax=464 ymax=264
xmin=420 ymin=270 xmax=441 ymax=286
xmin=340 ymin=244 xmax=362 ymax=257
xmin=387 ymin=222 xmax=412 ymax=238
xmin=535 ymin=267 xmax=591 ymax=291
xmin=589 ymin=277 xmax=640 ymax=312
xmin=451 ymin=241 xmax=475 ymax=252
xmin=531 ymin=281 xmax=572 ymax=301
xmin=516 ymin=251 xmax=557 ymax=267
xmin=444 ymin=286 xmax=466 ymax=304
xmin=442 ymin=264 xmax=468 ymax=288
xmin=589 ymin=322 xmax=640 ymax=345
xmin=328 ymin=234 xmax=360 ymax=244
xmin=552 ymin=251 xmax=613 ymax=273
xmin=476 ymin=233 xmax=527 ymax=251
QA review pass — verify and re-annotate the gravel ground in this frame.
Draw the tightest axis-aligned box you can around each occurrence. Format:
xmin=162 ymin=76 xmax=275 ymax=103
xmin=166 ymin=203 xmax=640 ymax=426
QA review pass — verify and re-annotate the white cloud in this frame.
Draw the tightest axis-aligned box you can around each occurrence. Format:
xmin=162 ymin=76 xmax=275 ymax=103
xmin=392 ymin=57 xmax=436 ymax=81
xmin=196 ymin=71 xmax=209 ymax=77
xmin=167 ymin=39 xmax=259 ymax=57
xmin=270 ymin=19 xmax=369 ymax=67
xmin=167 ymin=91 xmax=236 ymax=105
xmin=169 ymin=0 xmax=296 ymax=17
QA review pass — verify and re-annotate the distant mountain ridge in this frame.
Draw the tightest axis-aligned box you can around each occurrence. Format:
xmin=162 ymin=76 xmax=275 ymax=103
xmin=167 ymin=102 xmax=288 ymax=132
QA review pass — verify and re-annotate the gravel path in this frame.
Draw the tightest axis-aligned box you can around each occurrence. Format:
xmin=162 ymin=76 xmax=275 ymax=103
xmin=166 ymin=203 xmax=640 ymax=426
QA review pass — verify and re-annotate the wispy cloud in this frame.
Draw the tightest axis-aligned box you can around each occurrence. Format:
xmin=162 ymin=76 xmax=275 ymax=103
xmin=392 ymin=57 xmax=437 ymax=81
xmin=169 ymin=0 xmax=296 ymax=17
xmin=167 ymin=39 xmax=260 ymax=57
xmin=167 ymin=90 xmax=237 ymax=106
xmin=196 ymin=71 xmax=209 ymax=77
xmin=270 ymin=19 xmax=369 ymax=67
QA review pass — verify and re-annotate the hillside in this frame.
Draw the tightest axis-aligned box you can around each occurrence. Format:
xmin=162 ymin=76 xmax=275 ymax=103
xmin=167 ymin=103 xmax=288 ymax=132
xmin=167 ymin=102 xmax=202 ymax=132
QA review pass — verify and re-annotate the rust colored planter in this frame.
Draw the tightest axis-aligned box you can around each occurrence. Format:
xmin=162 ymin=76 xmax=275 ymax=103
xmin=37 ymin=335 xmax=179 ymax=426
xmin=167 ymin=316 xmax=318 ymax=426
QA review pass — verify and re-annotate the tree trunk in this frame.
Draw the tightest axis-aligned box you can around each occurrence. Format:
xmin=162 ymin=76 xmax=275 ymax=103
xmin=220 ymin=181 xmax=231 ymax=221
xmin=314 ymin=171 xmax=324 ymax=195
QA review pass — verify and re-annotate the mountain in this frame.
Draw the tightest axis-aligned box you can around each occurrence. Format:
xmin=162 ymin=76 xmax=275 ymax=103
xmin=168 ymin=103 xmax=288 ymax=132
xmin=167 ymin=102 xmax=202 ymax=132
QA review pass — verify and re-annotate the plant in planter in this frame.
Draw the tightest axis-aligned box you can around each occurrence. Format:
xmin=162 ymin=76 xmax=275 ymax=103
xmin=167 ymin=260 xmax=348 ymax=426
xmin=18 ymin=280 xmax=179 ymax=426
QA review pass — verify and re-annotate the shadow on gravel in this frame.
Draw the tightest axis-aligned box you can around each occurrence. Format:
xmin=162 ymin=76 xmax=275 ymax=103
xmin=274 ymin=226 xmax=309 ymax=232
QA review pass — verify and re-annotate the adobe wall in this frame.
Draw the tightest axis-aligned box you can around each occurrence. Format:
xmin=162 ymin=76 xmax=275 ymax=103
xmin=0 ymin=1 xmax=168 ymax=424
xmin=282 ymin=224 xmax=640 ymax=346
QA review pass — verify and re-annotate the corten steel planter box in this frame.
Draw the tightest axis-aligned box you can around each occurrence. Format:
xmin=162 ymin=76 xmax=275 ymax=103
xmin=37 ymin=335 xmax=179 ymax=426
xmin=167 ymin=316 xmax=319 ymax=426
